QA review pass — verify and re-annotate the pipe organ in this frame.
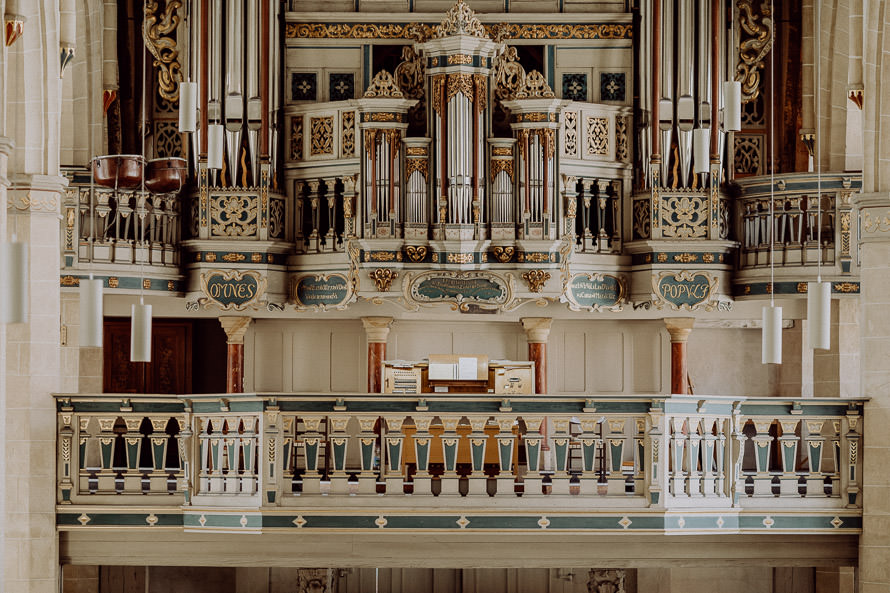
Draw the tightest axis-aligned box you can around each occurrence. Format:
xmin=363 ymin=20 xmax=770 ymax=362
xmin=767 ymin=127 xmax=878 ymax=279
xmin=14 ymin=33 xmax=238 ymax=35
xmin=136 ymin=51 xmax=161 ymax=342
xmin=418 ymin=3 xmax=499 ymax=241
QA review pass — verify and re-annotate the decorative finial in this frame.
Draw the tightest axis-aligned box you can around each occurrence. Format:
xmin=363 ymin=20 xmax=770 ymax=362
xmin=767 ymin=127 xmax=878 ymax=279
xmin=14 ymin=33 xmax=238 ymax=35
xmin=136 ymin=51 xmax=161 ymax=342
xmin=363 ymin=71 xmax=405 ymax=98
xmin=435 ymin=0 xmax=487 ymax=38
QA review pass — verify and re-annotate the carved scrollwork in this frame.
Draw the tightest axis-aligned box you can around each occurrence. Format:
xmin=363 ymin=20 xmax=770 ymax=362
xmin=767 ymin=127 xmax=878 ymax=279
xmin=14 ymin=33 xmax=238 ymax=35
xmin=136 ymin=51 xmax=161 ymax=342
xmin=363 ymin=70 xmax=405 ymax=98
xmin=369 ymin=268 xmax=398 ymax=292
xmin=435 ymin=0 xmax=487 ymax=38
xmin=734 ymin=0 xmax=773 ymax=103
xmin=514 ymin=70 xmax=556 ymax=99
xmin=491 ymin=46 xmax=525 ymax=101
xmin=446 ymin=72 xmax=475 ymax=103
xmin=143 ymin=0 xmax=183 ymax=102
xmin=522 ymin=269 xmax=551 ymax=293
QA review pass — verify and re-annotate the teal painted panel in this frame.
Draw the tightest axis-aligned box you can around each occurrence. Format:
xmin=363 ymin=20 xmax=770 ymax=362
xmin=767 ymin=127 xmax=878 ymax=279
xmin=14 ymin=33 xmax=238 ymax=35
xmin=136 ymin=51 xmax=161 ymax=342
xmin=656 ymin=273 xmax=712 ymax=307
xmin=294 ymin=274 xmax=349 ymax=308
xmin=332 ymin=440 xmax=347 ymax=471
xmin=415 ymin=440 xmax=430 ymax=471
xmin=360 ymin=440 xmax=375 ymax=471
xmin=442 ymin=440 xmax=458 ymax=471
xmin=58 ymin=513 xmax=182 ymax=527
xmin=414 ymin=275 xmax=506 ymax=303
xmin=204 ymin=272 xmax=261 ymax=308
xmin=297 ymin=515 xmax=379 ymax=529
xmin=470 ymin=441 xmax=486 ymax=472
xmin=151 ymin=439 xmax=167 ymax=471
xmin=568 ymin=274 xmax=623 ymax=308
xmin=525 ymin=440 xmax=541 ymax=472
xmin=462 ymin=516 xmax=542 ymax=529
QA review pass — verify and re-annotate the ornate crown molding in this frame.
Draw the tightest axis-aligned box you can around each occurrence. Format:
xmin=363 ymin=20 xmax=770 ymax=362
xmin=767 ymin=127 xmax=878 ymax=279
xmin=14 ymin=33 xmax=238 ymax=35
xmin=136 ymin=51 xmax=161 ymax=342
xmin=435 ymin=0 xmax=487 ymax=39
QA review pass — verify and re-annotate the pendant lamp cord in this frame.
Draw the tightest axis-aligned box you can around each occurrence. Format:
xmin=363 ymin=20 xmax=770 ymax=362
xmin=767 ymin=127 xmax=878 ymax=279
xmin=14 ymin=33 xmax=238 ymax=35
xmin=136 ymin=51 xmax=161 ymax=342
xmin=139 ymin=0 xmax=148 ymax=306
xmin=815 ymin=0 xmax=823 ymax=282
xmin=768 ymin=0 xmax=775 ymax=308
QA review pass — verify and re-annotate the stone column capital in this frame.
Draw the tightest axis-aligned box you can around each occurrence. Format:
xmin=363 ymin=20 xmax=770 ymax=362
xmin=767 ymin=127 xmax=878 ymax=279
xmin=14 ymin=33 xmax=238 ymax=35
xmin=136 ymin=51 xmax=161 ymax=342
xmin=664 ymin=317 xmax=695 ymax=343
xmin=362 ymin=316 xmax=393 ymax=343
xmin=219 ymin=316 xmax=252 ymax=344
xmin=521 ymin=317 xmax=553 ymax=343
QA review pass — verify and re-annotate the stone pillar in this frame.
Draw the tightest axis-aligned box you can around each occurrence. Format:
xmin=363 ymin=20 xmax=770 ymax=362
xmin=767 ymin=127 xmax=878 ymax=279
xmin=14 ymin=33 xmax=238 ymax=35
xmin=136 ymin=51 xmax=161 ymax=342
xmin=664 ymin=318 xmax=694 ymax=395
xmin=521 ymin=317 xmax=552 ymax=394
xmin=219 ymin=317 xmax=252 ymax=394
xmin=855 ymin=191 xmax=890 ymax=593
xmin=362 ymin=317 xmax=393 ymax=393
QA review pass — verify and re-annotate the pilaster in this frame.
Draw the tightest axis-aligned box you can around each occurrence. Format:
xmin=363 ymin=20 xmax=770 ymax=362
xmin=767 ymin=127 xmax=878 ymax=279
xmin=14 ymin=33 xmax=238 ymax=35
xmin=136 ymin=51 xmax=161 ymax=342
xmin=664 ymin=317 xmax=694 ymax=395
xmin=220 ymin=316 xmax=252 ymax=394
xmin=362 ymin=316 xmax=393 ymax=393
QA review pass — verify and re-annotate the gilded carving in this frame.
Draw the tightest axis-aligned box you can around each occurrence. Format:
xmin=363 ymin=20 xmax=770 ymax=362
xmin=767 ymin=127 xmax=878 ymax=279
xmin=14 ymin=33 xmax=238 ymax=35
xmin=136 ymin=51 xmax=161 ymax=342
xmin=60 ymin=275 xmax=80 ymax=287
xmin=492 ymin=146 xmax=513 ymax=156
xmin=474 ymin=73 xmax=487 ymax=112
xmin=310 ymin=116 xmax=334 ymax=156
xmin=341 ymin=111 xmax=356 ymax=157
xmin=431 ymin=75 xmax=446 ymax=115
xmin=405 ymin=157 xmax=429 ymax=179
xmin=586 ymin=117 xmax=609 ymax=155
xmin=616 ymin=116 xmax=629 ymax=162
xmin=369 ymin=268 xmax=398 ymax=291
xmin=143 ymin=0 xmax=183 ymax=102
xmin=363 ymin=70 xmax=405 ymax=98
xmin=734 ymin=0 xmax=774 ymax=102
xmin=833 ymin=282 xmax=859 ymax=293
xmin=673 ymin=253 xmax=697 ymax=264
xmin=490 ymin=158 xmax=514 ymax=180
xmin=522 ymin=269 xmax=551 ymax=293
xmin=108 ymin=277 xmax=120 ymax=288
xmin=286 ymin=22 xmax=631 ymax=41
xmin=447 ymin=72 xmax=475 ymax=103
xmin=448 ymin=54 xmax=473 ymax=65
xmin=290 ymin=116 xmax=304 ymax=160
xmin=702 ymin=253 xmax=714 ymax=263
xmin=405 ymin=245 xmax=428 ymax=262
xmin=222 ymin=252 xmax=246 ymax=262
xmin=491 ymin=46 xmax=525 ymax=101
xmin=492 ymin=246 xmax=515 ymax=263
xmin=406 ymin=146 xmax=429 ymax=156
xmin=368 ymin=251 xmax=397 ymax=261
xmin=514 ymin=70 xmax=555 ymax=99
xmin=435 ymin=0 xmax=486 ymax=38
xmin=446 ymin=252 xmax=474 ymax=264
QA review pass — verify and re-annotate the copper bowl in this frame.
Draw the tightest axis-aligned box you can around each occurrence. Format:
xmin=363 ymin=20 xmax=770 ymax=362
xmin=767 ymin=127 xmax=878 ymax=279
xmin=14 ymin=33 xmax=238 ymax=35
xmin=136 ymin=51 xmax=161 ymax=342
xmin=92 ymin=155 xmax=144 ymax=190
xmin=145 ymin=157 xmax=188 ymax=194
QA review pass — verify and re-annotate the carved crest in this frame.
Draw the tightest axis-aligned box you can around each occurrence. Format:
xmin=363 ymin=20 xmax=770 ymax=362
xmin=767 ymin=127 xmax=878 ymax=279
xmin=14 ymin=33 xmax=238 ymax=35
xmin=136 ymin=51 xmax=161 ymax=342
xmin=435 ymin=0 xmax=487 ymax=38
xmin=514 ymin=70 xmax=556 ymax=99
xmin=363 ymin=70 xmax=405 ymax=98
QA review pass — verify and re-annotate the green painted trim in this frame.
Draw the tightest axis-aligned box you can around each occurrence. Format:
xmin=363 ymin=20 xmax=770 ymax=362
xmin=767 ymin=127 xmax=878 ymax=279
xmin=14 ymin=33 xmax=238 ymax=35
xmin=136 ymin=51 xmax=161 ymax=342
xmin=60 ymin=275 xmax=184 ymax=292
xmin=735 ymin=281 xmax=860 ymax=297
xmin=57 ymin=511 xmax=863 ymax=532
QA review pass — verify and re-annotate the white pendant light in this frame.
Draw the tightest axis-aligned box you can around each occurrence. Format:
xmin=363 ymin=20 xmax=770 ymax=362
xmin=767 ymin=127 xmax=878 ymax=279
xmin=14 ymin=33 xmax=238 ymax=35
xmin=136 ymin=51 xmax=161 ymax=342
xmin=693 ymin=128 xmax=710 ymax=174
xmin=207 ymin=123 xmax=224 ymax=169
xmin=807 ymin=281 xmax=831 ymax=350
xmin=723 ymin=81 xmax=742 ymax=132
xmin=79 ymin=277 xmax=103 ymax=347
xmin=130 ymin=299 xmax=152 ymax=362
xmin=0 ymin=240 xmax=28 ymax=323
xmin=762 ymin=305 xmax=782 ymax=364
xmin=179 ymin=81 xmax=197 ymax=133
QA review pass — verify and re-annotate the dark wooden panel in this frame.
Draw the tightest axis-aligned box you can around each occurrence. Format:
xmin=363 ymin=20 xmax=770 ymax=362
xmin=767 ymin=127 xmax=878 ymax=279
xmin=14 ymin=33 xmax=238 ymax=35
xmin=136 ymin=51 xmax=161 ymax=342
xmin=103 ymin=320 xmax=193 ymax=394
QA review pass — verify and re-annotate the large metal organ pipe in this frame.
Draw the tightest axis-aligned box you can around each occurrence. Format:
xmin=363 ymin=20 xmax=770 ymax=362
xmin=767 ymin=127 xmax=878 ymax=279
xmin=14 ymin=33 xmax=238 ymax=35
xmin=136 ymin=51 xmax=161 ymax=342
xmin=189 ymin=0 xmax=278 ymax=186
xmin=645 ymin=0 xmax=728 ymax=189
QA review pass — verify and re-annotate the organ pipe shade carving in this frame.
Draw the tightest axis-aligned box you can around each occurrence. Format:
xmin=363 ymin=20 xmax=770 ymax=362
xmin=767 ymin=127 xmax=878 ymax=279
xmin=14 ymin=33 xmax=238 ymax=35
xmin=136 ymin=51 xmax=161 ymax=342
xmin=734 ymin=0 xmax=774 ymax=102
xmin=143 ymin=0 xmax=183 ymax=102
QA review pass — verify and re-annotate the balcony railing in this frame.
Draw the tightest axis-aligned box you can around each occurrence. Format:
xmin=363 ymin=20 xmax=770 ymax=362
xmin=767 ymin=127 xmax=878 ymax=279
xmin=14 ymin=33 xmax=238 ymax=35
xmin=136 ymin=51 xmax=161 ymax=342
xmin=735 ymin=172 xmax=861 ymax=274
xmin=62 ymin=174 xmax=181 ymax=268
xmin=56 ymin=393 xmax=864 ymax=535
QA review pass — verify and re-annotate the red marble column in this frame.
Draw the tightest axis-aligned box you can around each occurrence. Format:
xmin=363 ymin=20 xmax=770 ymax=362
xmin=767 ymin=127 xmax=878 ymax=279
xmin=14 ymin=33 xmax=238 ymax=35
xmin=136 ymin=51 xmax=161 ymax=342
xmin=227 ymin=343 xmax=244 ymax=394
xmin=362 ymin=317 xmax=393 ymax=393
xmin=521 ymin=318 xmax=552 ymax=394
xmin=664 ymin=318 xmax=695 ymax=395
xmin=219 ymin=317 xmax=252 ymax=394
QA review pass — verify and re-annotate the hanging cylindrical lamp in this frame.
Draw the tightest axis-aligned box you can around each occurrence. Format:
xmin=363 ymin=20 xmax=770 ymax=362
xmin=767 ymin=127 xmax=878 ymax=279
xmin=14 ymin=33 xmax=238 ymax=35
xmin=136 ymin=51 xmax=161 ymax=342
xmin=762 ymin=304 xmax=782 ymax=364
xmin=693 ymin=127 xmax=710 ymax=174
xmin=723 ymin=81 xmax=742 ymax=132
xmin=807 ymin=281 xmax=831 ymax=350
xmin=207 ymin=123 xmax=224 ymax=169
xmin=130 ymin=299 xmax=152 ymax=362
xmin=0 ymin=240 xmax=28 ymax=323
xmin=179 ymin=81 xmax=197 ymax=133
xmin=79 ymin=277 xmax=103 ymax=347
